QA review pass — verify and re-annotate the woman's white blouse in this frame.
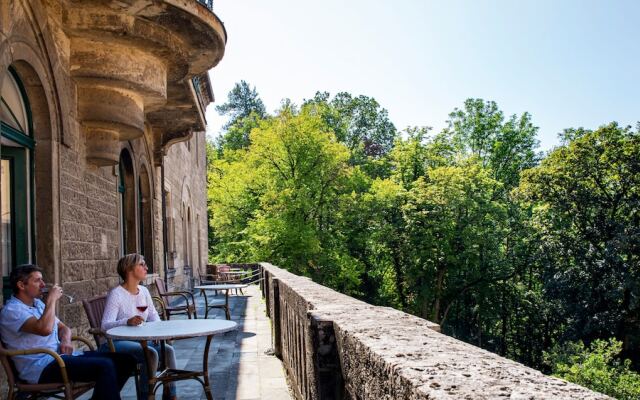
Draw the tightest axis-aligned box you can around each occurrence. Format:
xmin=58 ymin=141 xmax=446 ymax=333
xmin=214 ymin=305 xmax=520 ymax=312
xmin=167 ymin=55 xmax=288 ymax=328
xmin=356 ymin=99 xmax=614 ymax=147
xmin=101 ymin=285 xmax=160 ymax=330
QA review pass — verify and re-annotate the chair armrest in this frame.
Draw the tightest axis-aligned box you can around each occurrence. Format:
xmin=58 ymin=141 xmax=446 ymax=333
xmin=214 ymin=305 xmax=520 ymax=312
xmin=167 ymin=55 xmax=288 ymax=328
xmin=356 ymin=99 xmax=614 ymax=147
xmin=88 ymin=328 xmax=106 ymax=337
xmin=72 ymin=335 xmax=95 ymax=351
xmin=0 ymin=346 xmax=71 ymax=383
xmin=88 ymin=328 xmax=114 ymax=352
xmin=161 ymin=291 xmax=196 ymax=306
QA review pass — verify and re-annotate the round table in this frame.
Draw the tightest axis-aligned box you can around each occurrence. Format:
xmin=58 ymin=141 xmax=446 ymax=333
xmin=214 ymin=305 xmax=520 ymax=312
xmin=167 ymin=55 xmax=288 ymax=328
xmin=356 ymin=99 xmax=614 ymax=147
xmin=195 ymin=284 xmax=249 ymax=319
xmin=107 ymin=319 xmax=237 ymax=400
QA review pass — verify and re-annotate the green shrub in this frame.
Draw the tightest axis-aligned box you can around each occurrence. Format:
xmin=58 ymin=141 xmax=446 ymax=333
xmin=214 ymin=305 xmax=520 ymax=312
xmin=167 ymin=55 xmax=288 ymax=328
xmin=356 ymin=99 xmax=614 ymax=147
xmin=545 ymin=338 xmax=640 ymax=399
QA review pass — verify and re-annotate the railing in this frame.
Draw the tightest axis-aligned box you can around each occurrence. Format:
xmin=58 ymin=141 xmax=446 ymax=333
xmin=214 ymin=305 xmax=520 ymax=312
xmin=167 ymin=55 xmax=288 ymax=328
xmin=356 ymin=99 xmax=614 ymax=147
xmin=197 ymin=0 xmax=214 ymax=12
xmin=191 ymin=74 xmax=213 ymax=119
xmin=254 ymin=263 xmax=610 ymax=400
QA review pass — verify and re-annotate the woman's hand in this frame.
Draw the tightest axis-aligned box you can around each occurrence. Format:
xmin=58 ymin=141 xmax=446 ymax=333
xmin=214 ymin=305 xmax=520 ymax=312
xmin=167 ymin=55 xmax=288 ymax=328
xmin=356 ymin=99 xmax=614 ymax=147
xmin=126 ymin=315 xmax=144 ymax=326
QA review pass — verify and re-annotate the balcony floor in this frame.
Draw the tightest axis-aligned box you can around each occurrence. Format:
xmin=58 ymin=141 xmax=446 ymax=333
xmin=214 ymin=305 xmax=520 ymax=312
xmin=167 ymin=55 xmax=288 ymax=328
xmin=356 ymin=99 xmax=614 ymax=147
xmin=79 ymin=284 xmax=292 ymax=400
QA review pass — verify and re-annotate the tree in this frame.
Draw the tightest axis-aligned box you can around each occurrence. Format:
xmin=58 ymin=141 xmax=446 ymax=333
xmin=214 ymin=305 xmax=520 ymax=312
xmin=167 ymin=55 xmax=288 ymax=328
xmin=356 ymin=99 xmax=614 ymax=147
xmin=216 ymin=81 xmax=267 ymax=149
xmin=305 ymin=91 xmax=398 ymax=170
xmin=446 ymin=98 xmax=539 ymax=188
xmin=402 ymin=160 xmax=508 ymax=326
xmin=518 ymin=122 xmax=640 ymax=364
xmin=389 ymin=127 xmax=456 ymax=190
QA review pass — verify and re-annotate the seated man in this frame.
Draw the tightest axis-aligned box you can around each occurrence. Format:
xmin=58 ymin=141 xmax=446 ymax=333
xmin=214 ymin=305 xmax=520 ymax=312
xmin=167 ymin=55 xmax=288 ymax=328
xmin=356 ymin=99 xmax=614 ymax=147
xmin=0 ymin=264 xmax=136 ymax=400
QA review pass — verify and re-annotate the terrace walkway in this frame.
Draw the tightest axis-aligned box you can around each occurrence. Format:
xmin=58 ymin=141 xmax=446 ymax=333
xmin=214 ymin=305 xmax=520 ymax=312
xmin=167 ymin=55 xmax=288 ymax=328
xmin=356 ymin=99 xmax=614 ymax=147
xmin=79 ymin=284 xmax=292 ymax=400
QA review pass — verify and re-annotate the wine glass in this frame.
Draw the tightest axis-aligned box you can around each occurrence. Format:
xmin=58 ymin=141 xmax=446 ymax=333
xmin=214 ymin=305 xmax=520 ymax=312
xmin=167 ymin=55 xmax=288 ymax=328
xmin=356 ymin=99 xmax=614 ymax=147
xmin=135 ymin=295 xmax=148 ymax=325
xmin=43 ymin=284 xmax=74 ymax=303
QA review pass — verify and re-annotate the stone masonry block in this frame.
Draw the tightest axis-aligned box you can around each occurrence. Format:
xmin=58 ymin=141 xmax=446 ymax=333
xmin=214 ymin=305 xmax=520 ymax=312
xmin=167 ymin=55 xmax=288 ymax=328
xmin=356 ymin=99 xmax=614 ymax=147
xmin=61 ymin=186 xmax=88 ymax=207
xmin=60 ymin=200 xmax=89 ymax=224
xmin=62 ymin=241 xmax=94 ymax=261
xmin=63 ymin=260 xmax=94 ymax=281
xmin=61 ymin=221 xmax=93 ymax=241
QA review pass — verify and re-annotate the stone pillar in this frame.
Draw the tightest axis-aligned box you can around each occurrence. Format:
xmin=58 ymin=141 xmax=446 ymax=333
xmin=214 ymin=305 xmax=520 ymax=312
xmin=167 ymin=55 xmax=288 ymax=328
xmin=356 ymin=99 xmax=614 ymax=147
xmin=310 ymin=314 xmax=347 ymax=400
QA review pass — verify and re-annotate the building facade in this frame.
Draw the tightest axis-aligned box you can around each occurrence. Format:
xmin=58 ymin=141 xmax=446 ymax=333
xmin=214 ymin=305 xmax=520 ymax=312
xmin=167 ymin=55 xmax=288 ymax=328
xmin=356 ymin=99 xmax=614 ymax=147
xmin=0 ymin=0 xmax=224 ymax=333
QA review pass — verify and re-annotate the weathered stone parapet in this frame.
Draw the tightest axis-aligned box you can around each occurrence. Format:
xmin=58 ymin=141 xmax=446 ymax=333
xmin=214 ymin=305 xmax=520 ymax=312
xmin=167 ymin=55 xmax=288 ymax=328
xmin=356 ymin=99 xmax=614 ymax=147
xmin=259 ymin=263 xmax=610 ymax=400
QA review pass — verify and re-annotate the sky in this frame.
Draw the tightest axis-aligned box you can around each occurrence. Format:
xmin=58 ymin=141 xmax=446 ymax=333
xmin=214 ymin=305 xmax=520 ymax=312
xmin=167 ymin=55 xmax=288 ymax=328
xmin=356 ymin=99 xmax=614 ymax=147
xmin=205 ymin=0 xmax=640 ymax=151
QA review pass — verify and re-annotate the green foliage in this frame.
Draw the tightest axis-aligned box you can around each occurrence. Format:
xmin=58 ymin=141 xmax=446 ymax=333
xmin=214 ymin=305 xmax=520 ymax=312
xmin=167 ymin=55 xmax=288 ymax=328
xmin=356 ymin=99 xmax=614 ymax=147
xmin=216 ymin=81 xmax=267 ymax=149
xmin=208 ymin=85 xmax=640 ymax=384
xmin=403 ymin=161 xmax=508 ymax=323
xmin=518 ymin=123 xmax=640 ymax=360
xmin=446 ymin=98 xmax=539 ymax=188
xmin=304 ymin=91 xmax=398 ymax=173
xmin=546 ymin=339 xmax=640 ymax=399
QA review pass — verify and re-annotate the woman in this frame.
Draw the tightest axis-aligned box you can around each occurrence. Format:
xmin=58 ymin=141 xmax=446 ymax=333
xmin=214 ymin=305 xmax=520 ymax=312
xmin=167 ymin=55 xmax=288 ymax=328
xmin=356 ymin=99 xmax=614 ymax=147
xmin=101 ymin=253 xmax=177 ymax=400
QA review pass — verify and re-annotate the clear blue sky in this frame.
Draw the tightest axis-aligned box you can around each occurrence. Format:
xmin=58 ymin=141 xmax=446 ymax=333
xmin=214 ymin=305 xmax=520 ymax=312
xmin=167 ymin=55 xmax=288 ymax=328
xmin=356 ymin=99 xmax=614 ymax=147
xmin=205 ymin=0 xmax=639 ymax=151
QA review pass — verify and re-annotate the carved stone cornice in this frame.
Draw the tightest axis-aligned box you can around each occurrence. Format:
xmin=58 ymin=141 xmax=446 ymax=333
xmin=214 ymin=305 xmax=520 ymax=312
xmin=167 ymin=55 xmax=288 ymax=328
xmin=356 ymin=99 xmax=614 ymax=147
xmin=62 ymin=0 xmax=225 ymax=165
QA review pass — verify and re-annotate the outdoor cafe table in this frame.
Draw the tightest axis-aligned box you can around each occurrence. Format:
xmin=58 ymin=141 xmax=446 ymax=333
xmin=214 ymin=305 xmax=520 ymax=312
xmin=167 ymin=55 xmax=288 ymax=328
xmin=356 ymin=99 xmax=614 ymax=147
xmin=106 ymin=319 xmax=237 ymax=400
xmin=195 ymin=284 xmax=249 ymax=319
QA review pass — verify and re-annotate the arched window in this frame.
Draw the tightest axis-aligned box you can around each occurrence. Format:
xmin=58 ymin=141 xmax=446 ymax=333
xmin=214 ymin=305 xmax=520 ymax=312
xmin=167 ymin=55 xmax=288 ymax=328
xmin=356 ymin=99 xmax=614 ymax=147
xmin=118 ymin=150 xmax=136 ymax=255
xmin=1 ymin=68 xmax=35 ymax=300
xmin=138 ymin=164 xmax=153 ymax=273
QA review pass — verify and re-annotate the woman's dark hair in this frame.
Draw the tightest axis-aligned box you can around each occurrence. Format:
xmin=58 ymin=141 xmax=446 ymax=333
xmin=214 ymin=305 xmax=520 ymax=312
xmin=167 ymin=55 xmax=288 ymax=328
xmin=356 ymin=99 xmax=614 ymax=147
xmin=10 ymin=264 xmax=43 ymax=294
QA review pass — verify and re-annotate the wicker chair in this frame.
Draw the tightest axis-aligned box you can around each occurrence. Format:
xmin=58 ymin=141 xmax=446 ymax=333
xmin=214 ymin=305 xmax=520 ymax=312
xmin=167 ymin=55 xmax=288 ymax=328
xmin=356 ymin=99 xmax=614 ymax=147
xmin=0 ymin=304 xmax=96 ymax=400
xmin=153 ymin=277 xmax=197 ymax=320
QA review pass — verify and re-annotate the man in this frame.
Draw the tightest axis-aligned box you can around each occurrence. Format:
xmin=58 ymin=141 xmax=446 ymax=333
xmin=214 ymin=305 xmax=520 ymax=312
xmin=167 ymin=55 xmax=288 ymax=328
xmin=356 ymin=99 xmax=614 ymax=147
xmin=0 ymin=264 xmax=136 ymax=400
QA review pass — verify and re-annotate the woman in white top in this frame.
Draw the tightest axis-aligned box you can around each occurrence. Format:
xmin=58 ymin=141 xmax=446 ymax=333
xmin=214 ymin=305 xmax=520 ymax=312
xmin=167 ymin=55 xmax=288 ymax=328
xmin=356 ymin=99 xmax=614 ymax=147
xmin=101 ymin=253 xmax=177 ymax=399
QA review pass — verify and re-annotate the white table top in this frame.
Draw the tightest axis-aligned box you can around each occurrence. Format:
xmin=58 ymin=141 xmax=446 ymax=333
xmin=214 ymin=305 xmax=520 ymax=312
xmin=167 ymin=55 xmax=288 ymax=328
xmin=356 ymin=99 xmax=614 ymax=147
xmin=195 ymin=284 xmax=249 ymax=290
xmin=106 ymin=319 xmax=237 ymax=341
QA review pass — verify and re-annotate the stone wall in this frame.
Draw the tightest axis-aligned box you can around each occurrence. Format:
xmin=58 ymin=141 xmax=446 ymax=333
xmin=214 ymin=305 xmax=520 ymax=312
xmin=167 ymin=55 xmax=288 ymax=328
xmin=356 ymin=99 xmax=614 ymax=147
xmin=259 ymin=263 xmax=611 ymax=400
xmin=1 ymin=0 xmax=222 ymax=395
xmin=163 ymin=131 xmax=209 ymax=292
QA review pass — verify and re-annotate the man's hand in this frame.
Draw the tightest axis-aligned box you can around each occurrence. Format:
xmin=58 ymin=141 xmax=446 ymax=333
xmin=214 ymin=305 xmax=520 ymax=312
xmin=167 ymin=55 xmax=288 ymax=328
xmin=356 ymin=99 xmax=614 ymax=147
xmin=57 ymin=323 xmax=73 ymax=355
xmin=127 ymin=316 xmax=144 ymax=326
xmin=59 ymin=341 xmax=74 ymax=355
xmin=45 ymin=285 xmax=63 ymax=305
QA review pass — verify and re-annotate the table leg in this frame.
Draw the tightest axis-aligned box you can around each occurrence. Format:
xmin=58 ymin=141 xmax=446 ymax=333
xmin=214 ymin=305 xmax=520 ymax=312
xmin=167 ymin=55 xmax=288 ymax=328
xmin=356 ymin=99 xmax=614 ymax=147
xmin=160 ymin=339 xmax=170 ymax=400
xmin=201 ymin=288 xmax=210 ymax=319
xmin=139 ymin=340 xmax=155 ymax=400
xmin=224 ymin=289 xmax=231 ymax=320
xmin=202 ymin=334 xmax=214 ymax=400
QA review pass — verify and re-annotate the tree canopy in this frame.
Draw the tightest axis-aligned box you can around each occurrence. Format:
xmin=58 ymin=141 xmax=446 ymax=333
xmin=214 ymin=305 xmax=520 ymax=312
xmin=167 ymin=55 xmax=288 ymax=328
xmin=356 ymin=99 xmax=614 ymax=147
xmin=207 ymin=83 xmax=640 ymax=394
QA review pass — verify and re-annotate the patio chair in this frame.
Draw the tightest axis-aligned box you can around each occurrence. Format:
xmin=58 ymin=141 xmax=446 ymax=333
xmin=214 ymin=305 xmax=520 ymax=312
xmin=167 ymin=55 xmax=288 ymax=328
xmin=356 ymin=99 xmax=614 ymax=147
xmin=82 ymin=294 xmax=114 ymax=351
xmin=197 ymin=265 xmax=221 ymax=286
xmin=82 ymin=294 xmax=142 ymax=399
xmin=152 ymin=296 xmax=167 ymax=321
xmin=216 ymin=264 xmax=245 ymax=295
xmin=153 ymin=277 xmax=197 ymax=320
xmin=0 ymin=306 xmax=96 ymax=400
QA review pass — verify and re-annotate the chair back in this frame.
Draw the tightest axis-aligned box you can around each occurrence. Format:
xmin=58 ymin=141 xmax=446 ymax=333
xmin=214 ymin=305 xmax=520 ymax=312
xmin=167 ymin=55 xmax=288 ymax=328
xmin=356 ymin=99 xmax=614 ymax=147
xmin=0 ymin=340 xmax=20 ymax=388
xmin=154 ymin=277 xmax=167 ymax=296
xmin=82 ymin=294 xmax=109 ymax=347
xmin=151 ymin=296 xmax=166 ymax=320
xmin=0 ymin=306 xmax=20 ymax=391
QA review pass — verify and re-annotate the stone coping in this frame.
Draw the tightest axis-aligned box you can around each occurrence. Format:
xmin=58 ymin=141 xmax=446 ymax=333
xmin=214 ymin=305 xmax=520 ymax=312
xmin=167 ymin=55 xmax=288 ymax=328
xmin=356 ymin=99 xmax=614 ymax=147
xmin=259 ymin=263 xmax=610 ymax=400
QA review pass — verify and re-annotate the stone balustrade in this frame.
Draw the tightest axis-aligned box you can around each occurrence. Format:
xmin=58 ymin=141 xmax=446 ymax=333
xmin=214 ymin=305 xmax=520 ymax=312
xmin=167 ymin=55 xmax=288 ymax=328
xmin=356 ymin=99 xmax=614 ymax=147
xmin=256 ymin=263 xmax=610 ymax=400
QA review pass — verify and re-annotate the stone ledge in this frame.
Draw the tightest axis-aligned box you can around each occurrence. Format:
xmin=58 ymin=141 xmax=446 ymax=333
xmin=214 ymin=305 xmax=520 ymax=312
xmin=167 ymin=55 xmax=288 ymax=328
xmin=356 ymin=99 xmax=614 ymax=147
xmin=259 ymin=263 xmax=610 ymax=400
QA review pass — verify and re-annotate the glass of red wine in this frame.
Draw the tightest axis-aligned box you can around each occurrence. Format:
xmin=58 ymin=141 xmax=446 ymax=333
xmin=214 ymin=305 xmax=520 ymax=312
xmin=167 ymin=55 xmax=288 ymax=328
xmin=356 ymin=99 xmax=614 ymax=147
xmin=135 ymin=295 xmax=148 ymax=325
